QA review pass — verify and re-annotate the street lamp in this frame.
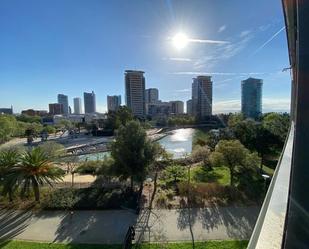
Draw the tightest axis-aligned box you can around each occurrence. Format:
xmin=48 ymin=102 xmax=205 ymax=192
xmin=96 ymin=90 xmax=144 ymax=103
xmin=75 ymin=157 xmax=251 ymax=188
xmin=262 ymin=174 xmax=271 ymax=193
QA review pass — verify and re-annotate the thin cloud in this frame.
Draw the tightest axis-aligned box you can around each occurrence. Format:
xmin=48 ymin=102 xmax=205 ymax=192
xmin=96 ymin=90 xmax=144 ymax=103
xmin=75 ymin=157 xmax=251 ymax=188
xmin=240 ymin=30 xmax=252 ymax=38
xmin=213 ymin=97 xmax=290 ymax=114
xmin=172 ymin=72 xmax=267 ymax=76
xmin=188 ymin=38 xmax=229 ymax=44
xmin=163 ymin=57 xmax=192 ymax=62
xmin=218 ymin=25 xmax=226 ymax=33
xmin=176 ymin=88 xmax=190 ymax=93
xmin=252 ymin=26 xmax=286 ymax=55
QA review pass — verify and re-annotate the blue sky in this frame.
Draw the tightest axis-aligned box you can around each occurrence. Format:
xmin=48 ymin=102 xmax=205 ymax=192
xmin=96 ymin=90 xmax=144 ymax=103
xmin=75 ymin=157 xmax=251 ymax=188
xmin=0 ymin=0 xmax=291 ymax=113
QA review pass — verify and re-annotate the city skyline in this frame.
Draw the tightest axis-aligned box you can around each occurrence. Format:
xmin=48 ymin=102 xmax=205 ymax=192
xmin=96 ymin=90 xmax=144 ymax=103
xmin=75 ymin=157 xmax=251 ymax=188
xmin=0 ymin=0 xmax=291 ymax=113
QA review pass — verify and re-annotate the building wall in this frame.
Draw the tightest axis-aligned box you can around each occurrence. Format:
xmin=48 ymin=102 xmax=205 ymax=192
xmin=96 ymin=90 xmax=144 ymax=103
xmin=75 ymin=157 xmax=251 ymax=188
xmin=73 ymin=97 xmax=82 ymax=114
xmin=84 ymin=91 xmax=96 ymax=114
xmin=125 ymin=70 xmax=145 ymax=117
xmin=57 ymin=94 xmax=69 ymax=115
xmin=187 ymin=99 xmax=193 ymax=115
xmin=170 ymin=101 xmax=184 ymax=114
xmin=145 ymin=88 xmax=159 ymax=104
xmin=196 ymin=76 xmax=213 ymax=118
xmin=107 ymin=95 xmax=121 ymax=112
xmin=49 ymin=103 xmax=63 ymax=115
xmin=192 ymin=78 xmax=199 ymax=116
xmin=241 ymin=78 xmax=263 ymax=119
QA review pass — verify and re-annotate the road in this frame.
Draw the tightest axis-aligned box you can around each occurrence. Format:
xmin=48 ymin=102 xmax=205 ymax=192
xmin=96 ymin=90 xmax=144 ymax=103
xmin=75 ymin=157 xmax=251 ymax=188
xmin=0 ymin=206 xmax=259 ymax=244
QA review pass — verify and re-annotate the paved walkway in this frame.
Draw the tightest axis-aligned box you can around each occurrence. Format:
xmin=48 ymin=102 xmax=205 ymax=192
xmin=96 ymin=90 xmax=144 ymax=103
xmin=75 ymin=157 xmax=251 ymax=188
xmin=0 ymin=206 xmax=259 ymax=244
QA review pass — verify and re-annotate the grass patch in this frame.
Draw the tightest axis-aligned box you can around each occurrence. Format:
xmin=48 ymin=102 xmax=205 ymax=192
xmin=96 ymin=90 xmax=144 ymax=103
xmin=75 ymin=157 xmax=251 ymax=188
xmin=0 ymin=241 xmax=121 ymax=249
xmin=0 ymin=240 xmax=248 ymax=249
xmin=192 ymin=166 xmax=230 ymax=186
xmin=262 ymin=165 xmax=274 ymax=176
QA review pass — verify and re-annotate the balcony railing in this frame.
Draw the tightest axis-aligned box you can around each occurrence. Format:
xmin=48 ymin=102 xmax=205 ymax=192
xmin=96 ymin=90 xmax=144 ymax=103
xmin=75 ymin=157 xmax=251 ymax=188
xmin=247 ymin=122 xmax=294 ymax=248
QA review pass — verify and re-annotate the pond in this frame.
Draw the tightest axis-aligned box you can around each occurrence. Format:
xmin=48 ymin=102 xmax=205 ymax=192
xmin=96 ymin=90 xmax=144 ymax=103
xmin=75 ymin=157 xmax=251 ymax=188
xmin=76 ymin=128 xmax=209 ymax=161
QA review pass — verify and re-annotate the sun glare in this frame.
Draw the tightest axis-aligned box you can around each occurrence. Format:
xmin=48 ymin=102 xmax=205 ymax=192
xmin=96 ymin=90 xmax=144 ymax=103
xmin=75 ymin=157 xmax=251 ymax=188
xmin=172 ymin=32 xmax=189 ymax=49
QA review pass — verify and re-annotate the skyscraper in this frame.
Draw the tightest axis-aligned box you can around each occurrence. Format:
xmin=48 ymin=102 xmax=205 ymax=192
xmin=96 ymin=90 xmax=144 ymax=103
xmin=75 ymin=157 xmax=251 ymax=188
xmin=241 ymin=78 xmax=263 ymax=119
xmin=145 ymin=88 xmax=159 ymax=104
xmin=73 ymin=97 xmax=82 ymax=114
xmin=191 ymin=78 xmax=198 ymax=116
xmin=196 ymin=76 xmax=213 ymax=118
xmin=170 ymin=101 xmax=184 ymax=114
xmin=125 ymin=70 xmax=146 ymax=117
xmin=84 ymin=91 xmax=96 ymax=114
xmin=57 ymin=94 xmax=69 ymax=115
xmin=107 ymin=95 xmax=121 ymax=112
xmin=186 ymin=99 xmax=193 ymax=115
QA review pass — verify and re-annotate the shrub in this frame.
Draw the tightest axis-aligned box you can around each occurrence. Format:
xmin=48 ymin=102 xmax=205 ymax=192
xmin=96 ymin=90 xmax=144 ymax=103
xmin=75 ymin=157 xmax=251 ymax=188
xmin=155 ymin=190 xmax=168 ymax=208
xmin=42 ymin=187 xmax=137 ymax=210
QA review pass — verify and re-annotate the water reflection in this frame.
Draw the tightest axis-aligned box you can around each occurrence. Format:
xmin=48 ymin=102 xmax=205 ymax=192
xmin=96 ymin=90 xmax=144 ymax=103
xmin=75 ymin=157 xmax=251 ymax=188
xmin=76 ymin=128 xmax=205 ymax=161
xmin=159 ymin=128 xmax=195 ymax=159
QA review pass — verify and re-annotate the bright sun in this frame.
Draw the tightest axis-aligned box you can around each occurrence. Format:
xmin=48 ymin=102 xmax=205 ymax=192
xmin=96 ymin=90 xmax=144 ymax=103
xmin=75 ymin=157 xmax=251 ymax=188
xmin=172 ymin=33 xmax=189 ymax=49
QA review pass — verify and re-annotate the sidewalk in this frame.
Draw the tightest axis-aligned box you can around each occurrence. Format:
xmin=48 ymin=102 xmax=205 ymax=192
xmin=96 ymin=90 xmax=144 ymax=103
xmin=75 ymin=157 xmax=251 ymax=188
xmin=0 ymin=206 xmax=259 ymax=244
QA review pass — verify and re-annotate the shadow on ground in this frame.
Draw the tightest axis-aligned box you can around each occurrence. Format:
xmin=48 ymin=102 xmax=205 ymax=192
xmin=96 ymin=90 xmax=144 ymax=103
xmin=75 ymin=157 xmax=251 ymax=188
xmin=0 ymin=207 xmax=33 ymax=247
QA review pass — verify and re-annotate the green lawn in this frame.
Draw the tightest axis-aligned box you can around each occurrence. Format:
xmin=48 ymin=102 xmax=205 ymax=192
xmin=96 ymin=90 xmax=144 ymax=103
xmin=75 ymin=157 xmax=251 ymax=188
xmin=0 ymin=240 xmax=248 ymax=249
xmin=262 ymin=165 xmax=275 ymax=176
xmin=192 ymin=166 xmax=230 ymax=186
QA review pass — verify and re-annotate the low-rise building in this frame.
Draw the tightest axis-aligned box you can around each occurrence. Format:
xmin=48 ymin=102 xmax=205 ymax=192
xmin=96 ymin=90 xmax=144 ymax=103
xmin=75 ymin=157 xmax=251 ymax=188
xmin=21 ymin=109 xmax=48 ymax=116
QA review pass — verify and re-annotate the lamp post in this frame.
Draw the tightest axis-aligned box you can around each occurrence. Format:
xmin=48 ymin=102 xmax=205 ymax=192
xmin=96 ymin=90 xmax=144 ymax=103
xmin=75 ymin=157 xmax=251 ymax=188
xmin=261 ymin=174 xmax=270 ymax=193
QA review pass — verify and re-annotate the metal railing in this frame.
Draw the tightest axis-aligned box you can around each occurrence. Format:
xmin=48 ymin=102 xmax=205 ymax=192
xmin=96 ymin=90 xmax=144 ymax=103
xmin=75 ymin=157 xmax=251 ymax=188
xmin=247 ymin=122 xmax=294 ymax=248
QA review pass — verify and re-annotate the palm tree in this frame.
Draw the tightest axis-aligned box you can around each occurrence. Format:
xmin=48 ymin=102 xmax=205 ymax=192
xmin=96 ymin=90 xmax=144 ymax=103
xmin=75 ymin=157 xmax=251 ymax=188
xmin=0 ymin=148 xmax=20 ymax=201
xmin=4 ymin=147 xmax=64 ymax=202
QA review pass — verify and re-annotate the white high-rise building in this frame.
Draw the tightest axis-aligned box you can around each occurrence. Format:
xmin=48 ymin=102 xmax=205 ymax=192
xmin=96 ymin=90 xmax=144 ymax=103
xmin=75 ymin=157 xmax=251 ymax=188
xmin=57 ymin=94 xmax=69 ymax=115
xmin=107 ymin=95 xmax=121 ymax=112
xmin=125 ymin=70 xmax=146 ymax=117
xmin=73 ymin=97 xmax=82 ymax=114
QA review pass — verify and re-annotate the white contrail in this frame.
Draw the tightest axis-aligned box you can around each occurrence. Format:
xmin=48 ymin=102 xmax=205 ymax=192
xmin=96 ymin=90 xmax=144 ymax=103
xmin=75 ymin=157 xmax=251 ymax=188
xmin=189 ymin=38 xmax=229 ymax=44
xmin=253 ymin=26 xmax=286 ymax=55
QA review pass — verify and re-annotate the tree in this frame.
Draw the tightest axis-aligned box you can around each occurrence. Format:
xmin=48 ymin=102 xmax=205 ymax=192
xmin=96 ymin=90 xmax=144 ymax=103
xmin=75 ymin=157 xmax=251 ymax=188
xmin=262 ymin=113 xmax=290 ymax=144
xmin=104 ymin=106 xmax=133 ymax=132
xmin=0 ymin=148 xmax=20 ymax=201
xmin=210 ymin=140 xmax=261 ymax=187
xmin=42 ymin=125 xmax=56 ymax=134
xmin=110 ymin=120 xmax=157 ymax=189
xmin=0 ymin=115 xmax=19 ymax=144
xmin=191 ymin=145 xmax=211 ymax=170
xmin=4 ymin=147 xmax=64 ymax=202
xmin=38 ymin=141 xmax=65 ymax=160
xmin=163 ymin=164 xmax=186 ymax=185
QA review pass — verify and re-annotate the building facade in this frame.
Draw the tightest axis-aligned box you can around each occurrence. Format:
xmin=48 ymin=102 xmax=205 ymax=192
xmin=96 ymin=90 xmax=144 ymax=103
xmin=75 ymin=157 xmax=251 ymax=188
xmin=145 ymin=88 xmax=159 ymax=104
xmin=73 ymin=97 xmax=82 ymax=114
xmin=147 ymin=101 xmax=171 ymax=117
xmin=21 ymin=109 xmax=47 ymax=116
xmin=84 ymin=91 xmax=96 ymax=114
xmin=57 ymin=94 xmax=69 ymax=115
xmin=191 ymin=78 xmax=199 ymax=116
xmin=107 ymin=95 xmax=121 ymax=112
xmin=0 ymin=106 xmax=13 ymax=115
xmin=196 ymin=76 xmax=213 ymax=118
xmin=125 ymin=70 xmax=146 ymax=117
xmin=170 ymin=101 xmax=184 ymax=114
xmin=186 ymin=99 xmax=193 ymax=115
xmin=241 ymin=78 xmax=263 ymax=119
xmin=49 ymin=103 xmax=64 ymax=115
